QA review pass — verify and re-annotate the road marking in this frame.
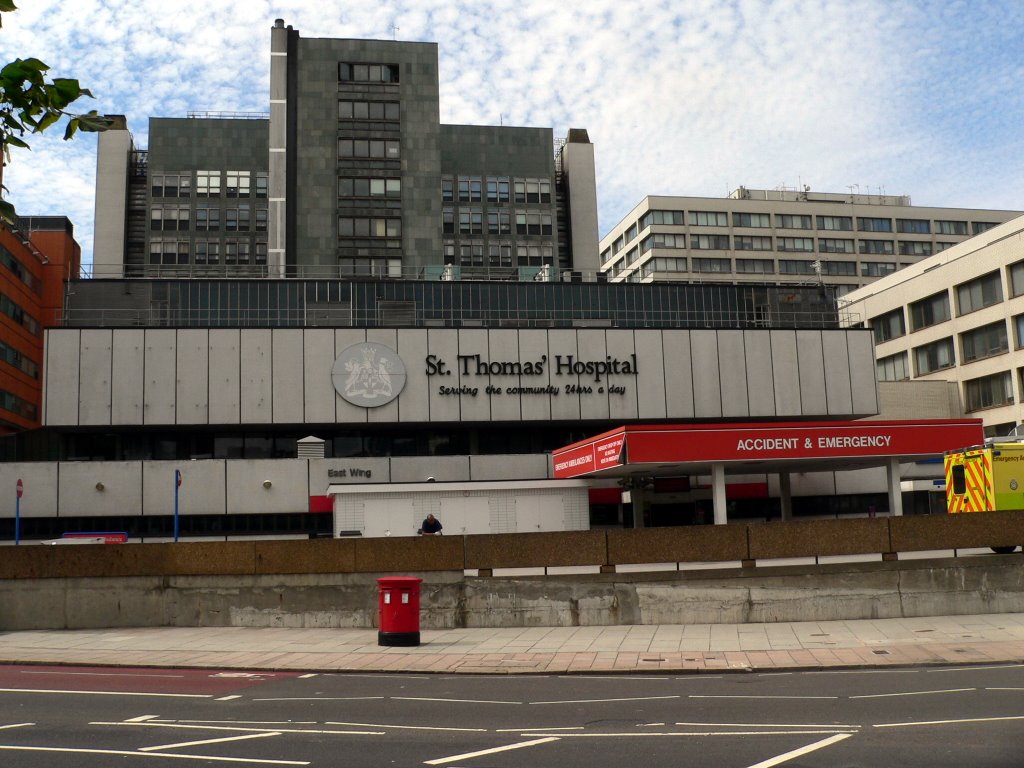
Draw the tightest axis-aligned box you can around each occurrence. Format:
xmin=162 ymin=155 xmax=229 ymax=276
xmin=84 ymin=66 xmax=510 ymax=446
xmin=689 ymin=695 xmax=839 ymax=700
xmin=875 ymin=715 xmax=1024 ymax=728
xmin=22 ymin=671 xmax=186 ymax=679
xmin=986 ymin=687 xmax=1024 ymax=691
xmin=127 ymin=716 xmax=161 ymax=722
xmin=557 ymin=675 xmax=671 ymax=680
xmin=520 ymin=730 xmax=857 ymax=737
xmin=675 ymin=722 xmax=861 ymax=729
xmin=326 ymin=721 xmax=486 ymax=732
xmin=808 ymin=669 xmax=919 ymax=675
xmin=169 ymin=721 xmax=317 ymax=725
xmin=93 ymin=721 xmax=384 ymax=736
xmin=0 ymin=745 xmax=308 ymax=764
xmin=929 ymin=664 xmax=1024 ymax=673
xmin=254 ymin=696 xmax=385 ymax=702
xmin=393 ymin=697 xmax=523 ymax=705
xmin=0 ymin=723 xmax=33 ymax=731
xmin=745 ymin=733 xmax=852 ymax=768
xmin=850 ymin=688 xmax=974 ymax=699
xmin=424 ymin=736 xmax=560 ymax=765
xmin=531 ymin=695 xmax=680 ymax=705
xmin=495 ymin=726 xmax=584 ymax=732
xmin=140 ymin=732 xmax=282 ymax=752
xmin=216 ymin=696 xmax=243 ymax=702
xmin=298 ymin=674 xmax=317 ymax=679
xmin=0 ymin=688 xmax=211 ymax=699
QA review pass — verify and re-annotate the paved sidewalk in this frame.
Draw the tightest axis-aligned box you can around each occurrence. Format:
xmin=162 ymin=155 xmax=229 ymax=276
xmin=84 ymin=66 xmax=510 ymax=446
xmin=2 ymin=614 xmax=1023 ymax=674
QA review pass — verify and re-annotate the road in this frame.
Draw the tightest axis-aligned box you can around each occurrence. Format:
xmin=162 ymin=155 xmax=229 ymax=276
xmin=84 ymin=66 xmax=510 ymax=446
xmin=0 ymin=662 xmax=1022 ymax=766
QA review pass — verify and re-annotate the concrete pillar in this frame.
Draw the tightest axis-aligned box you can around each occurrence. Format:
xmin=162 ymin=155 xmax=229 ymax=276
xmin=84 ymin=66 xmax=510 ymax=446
xmin=779 ymin=472 xmax=793 ymax=521
xmin=268 ymin=19 xmax=290 ymax=277
xmin=887 ymin=456 xmax=904 ymax=517
xmin=712 ymin=463 xmax=728 ymax=525
xmin=630 ymin=487 xmax=645 ymax=528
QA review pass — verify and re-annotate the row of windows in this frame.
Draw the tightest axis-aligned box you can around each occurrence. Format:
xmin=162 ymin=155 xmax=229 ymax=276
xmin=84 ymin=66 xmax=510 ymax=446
xmin=441 ymin=177 xmax=552 ymax=205
xmin=151 ymin=206 xmax=268 ymax=233
xmin=339 ymin=177 xmax=401 ymax=198
xmin=0 ymin=243 xmax=41 ymax=295
xmin=623 ymin=232 xmax=934 ymax=259
xmin=149 ymin=239 xmax=267 ymax=266
xmin=338 ymin=217 xmax=402 ymax=242
xmin=608 ymin=212 xmax=998 ymax=256
xmin=152 ymin=171 xmax=268 ymax=199
xmin=0 ymin=338 xmax=38 ymax=378
xmin=0 ymin=292 xmax=39 ymax=335
xmin=339 ymin=62 xmax=400 ymax=83
xmin=338 ymin=138 xmax=401 ymax=160
xmin=878 ymin=356 xmax=1020 ymax=414
xmin=442 ymin=242 xmax=555 ymax=268
xmin=442 ymin=209 xmax=553 ymax=237
xmin=610 ymin=257 xmax=900 ymax=278
xmin=0 ymin=387 xmax=37 ymax=420
xmin=338 ymin=100 xmax=400 ymax=121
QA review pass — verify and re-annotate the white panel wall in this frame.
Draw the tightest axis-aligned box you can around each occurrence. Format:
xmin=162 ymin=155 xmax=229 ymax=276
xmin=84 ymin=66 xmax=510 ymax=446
xmin=607 ymin=329 xmax=641 ymax=421
xmin=302 ymin=329 xmax=337 ymax=423
xmin=718 ymin=330 xmax=749 ymax=419
xmin=0 ymin=463 xmax=59 ymax=519
xmin=457 ymin=328 xmax=491 ymax=423
xmin=745 ymin=331 xmax=776 ymax=417
xmin=366 ymin=329 xmax=400 ymax=425
xmin=272 ymin=329 xmax=305 ymax=423
xmin=822 ymin=330 xmax=854 ymax=416
xmin=426 ymin=328 xmax=460 ymax=422
xmin=225 ymin=459 xmax=308 ymax=515
xmin=770 ymin=331 xmax=802 ymax=416
xmin=78 ymin=330 xmax=112 ymax=425
xmin=144 ymin=330 xmax=177 ymax=425
xmin=662 ymin=330 xmax=694 ymax=418
xmin=633 ymin=330 xmax=665 ymax=420
xmin=396 ymin=329 xmax=429 ymax=422
xmin=578 ymin=329 xmax=611 ymax=422
xmin=44 ymin=329 xmax=80 ymax=425
xmin=549 ymin=329 xmax=582 ymax=421
xmin=142 ymin=460 xmax=226 ymax=515
xmin=691 ymin=330 xmax=723 ymax=417
xmin=59 ymin=461 xmax=142 ymax=518
xmin=796 ymin=330 xmax=828 ymax=414
xmin=176 ymin=329 xmax=209 ymax=425
xmin=848 ymin=331 xmax=880 ymax=414
xmin=240 ymin=329 xmax=272 ymax=424
xmin=335 ymin=328 xmax=369 ymax=424
xmin=487 ymin=329 xmax=524 ymax=422
xmin=111 ymin=329 xmax=144 ymax=425
xmin=518 ymin=330 xmax=553 ymax=421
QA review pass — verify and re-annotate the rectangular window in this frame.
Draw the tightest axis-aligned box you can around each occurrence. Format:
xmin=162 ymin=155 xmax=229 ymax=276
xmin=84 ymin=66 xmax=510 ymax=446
xmin=735 ymin=258 xmax=774 ymax=274
xmin=961 ymin=321 xmax=1008 ymax=363
xmin=338 ymin=139 xmax=400 ymax=159
xmin=338 ymin=217 xmax=402 ymax=244
xmin=641 ymin=233 xmax=685 ymax=251
xmin=1015 ymin=315 xmax=1024 ymax=349
xmin=819 ymin=238 xmax=854 ymax=253
xmin=957 ymin=271 xmax=1003 ymax=315
xmin=255 ymin=172 xmax=268 ymax=198
xmin=778 ymin=259 xmax=816 ymax=275
xmin=859 ymin=239 xmax=894 ymax=255
xmin=896 ymin=218 xmax=930 ymax=234
xmin=914 ymin=337 xmax=955 ymax=375
xmin=640 ymin=210 xmax=685 ymax=228
xmin=690 ymin=234 xmax=730 ymax=250
xmin=734 ymin=235 xmax=772 ymax=251
xmin=858 ymin=217 xmax=892 ymax=232
xmin=909 ymin=291 xmax=950 ymax=330
xmin=898 ymin=241 xmax=933 ymax=257
xmin=872 ymin=308 xmax=906 ymax=343
xmin=441 ymin=178 xmax=454 ymax=203
xmin=776 ymin=214 xmax=812 ymax=230
xmin=935 ymin=220 xmax=968 ymax=235
xmin=196 ymin=170 xmax=221 ymax=197
xmin=641 ymin=257 xmax=687 ymax=277
xmin=733 ymin=212 xmax=770 ymax=228
xmin=692 ymin=257 xmax=730 ymax=273
xmin=817 ymin=216 xmax=853 ymax=231
xmin=339 ymin=62 xmax=400 ymax=83
xmin=964 ymin=371 xmax=1013 ymax=412
xmin=689 ymin=211 xmax=728 ymax=227
xmin=1009 ymin=260 xmax=1024 ymax=297
xmin=861 ymin=262 xmax=897 ymax=277
xmin=777 ymin=237 xmax=814 ymax=252
xmin=822 ymin=260 xmax=856 ymax=276
xmin=225 ymin=171 xmax=250 ymax=197
xmin=973 ymin=221 xmax=998 ymax=235
xmin=877 ymin=352 xmax=909 ymax=381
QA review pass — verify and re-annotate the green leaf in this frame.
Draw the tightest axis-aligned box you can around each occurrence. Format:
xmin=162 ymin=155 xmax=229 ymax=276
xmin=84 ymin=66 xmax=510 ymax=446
xmin=0 ymin=198 xmax=17 ymax=226
xmin=5 ymin=134 xmax=29 ymax=148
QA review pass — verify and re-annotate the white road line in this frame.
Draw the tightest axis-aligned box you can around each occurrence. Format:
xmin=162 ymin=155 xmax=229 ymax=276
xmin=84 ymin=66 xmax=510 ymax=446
xmin=254 ymin=696 xmax=385 ymax=702
xmin=127 ymin=716 xmax=161 ymax=723
xmin=0 ymin=723 xmax=33 ymax=731
xmin=556 ymin=675 xmax=670 ymax=680
xmin=928 ymin=664 xmax=1024 ymax=673
xmin=0 ymin=745 xmax=308 ymax=764
xmin=745 ymin=733 xmax=852 ymax=768
xmin=216 ymin=696 xmax=243 ymax=702
xmin=393 ymin=696 xmax=523 ymax=705
xmin=875 ymin=715 xmax=1024 ymax=728
xmin=0 ymin=688 xmax=211 ymax=699
xmin=675 ymin=722 xmax=861 ymax=729
xmin=689 ymin=695 xmax=839 ymax=700
xmin=92 ymin=721 xmax=385 ymax=736
xmin=986 ymin=687 xmax=1024 ymax=691
xmin=22 ymin=671 xmax=186 ymax=679
xmin=850 ymin=688 xmax=974 ymax=699
xmin=495 ymin=726 xmax=584 ymax=732
xmin=168 ymin=721 xmax=317 ymax=725
xmin=531 ymin=695 xmax=681 ymax=705
xmin=808 ymin=669 xmax=919 ymax=675
xmin=140 ymin=731 xmax=282 ymax=752
xmin=297 ymin=674 xmax=317 ymax=679
xmin=519 ymin=730 xmax=857 ymax=738
xmin=424 ymin=736 xmax=560 ymax=765
xmin=325 ymin=721 xmax=486 ymax=732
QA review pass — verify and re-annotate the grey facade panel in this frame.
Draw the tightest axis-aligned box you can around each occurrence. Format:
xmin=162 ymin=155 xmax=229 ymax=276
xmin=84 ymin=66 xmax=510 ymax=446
xmin=518 ymin=330 xmax=553 ymax=422
xmin=365 ymin=328 xmax=401 ymax=424
xmin=396 ymin=329 xmax=429 ymax=423
xmin=717 ymin=330 xmax=749 ymax=419
xmin=548 ymin=329 xmax=582 ymax=422
xmin=148 ymin=118 xmax=269 ymax=171
xmin=690 ymin=330 xmax=723 ymax=418
xmin=45 ymin=330 xmax=81 ymax=426
xmin=578 ymin=329 xmax=611 ymax=422
xmin=796 ymin=330 xmax=828 ymax=414
xmin=79 ymin=330 xmax=113 ymax=426
xmin=209 ymin=329 xmax=241 ymax=424
xmin=272 ymin=329 xmax=305 ymax=424
xmin=487 ymin=329 xmax=525 ymax=422
xmin=334 ymin=329 xmax=370 ymax=425
xmin=240 ymin=329 xmax=273 ymax=424
xmin=607 ymin=329 xmax=641 ymax=422
xmin=662 ymin=331 xmax=695 ymax=419
xmin=426 ymin=328 xmax=460 ymax=423
xmin=176 ymin=329 xmax=209 ymax=425
xmin=633 ymin=330 xmax=666 ymax=420
xmin=822 ymin=330 xmax=854 ymax=416
xmin=144 ymin=329 xmax=177 ymax=425
xmin=457 ymin=328 xmax=492 ymax=423
xmin=302 ymin=329 xmax=337 ymax=423
xmin=111 ymin=329 xmax=145 ymax=425
xmin=849 ymin=331 xmax=880 ymax=415
xmin=744 ymin=331 xmax=777 ymax=417
xmin=770 ymin=331 xmax=802 ymax=417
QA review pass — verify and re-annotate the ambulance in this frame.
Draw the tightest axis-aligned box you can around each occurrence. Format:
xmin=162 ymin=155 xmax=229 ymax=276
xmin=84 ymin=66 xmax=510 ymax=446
xmin=944 ymin=440 xmax=1024 ymax=553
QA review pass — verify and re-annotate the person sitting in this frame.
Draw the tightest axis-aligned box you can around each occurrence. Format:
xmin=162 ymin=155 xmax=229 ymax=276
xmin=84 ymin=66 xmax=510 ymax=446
xmin=419 ymin=513 xmax=443 ymax=535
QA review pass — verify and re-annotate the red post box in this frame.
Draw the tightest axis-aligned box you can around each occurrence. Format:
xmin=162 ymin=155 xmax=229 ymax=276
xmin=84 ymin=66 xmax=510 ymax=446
xmin=377 ymin=576 xmax=422 ymax=647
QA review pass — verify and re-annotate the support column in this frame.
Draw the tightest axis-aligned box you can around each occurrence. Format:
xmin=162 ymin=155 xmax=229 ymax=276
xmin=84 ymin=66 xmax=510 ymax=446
xmin=779 ymin=472 xmax=793 ymax=521
xmin=887 ymin=456 xmax=904 ymax=517
xmin=712 ymin=463 xmax=728 ymax=525
xmin=629 ymin=487 xmax=645 ymax=528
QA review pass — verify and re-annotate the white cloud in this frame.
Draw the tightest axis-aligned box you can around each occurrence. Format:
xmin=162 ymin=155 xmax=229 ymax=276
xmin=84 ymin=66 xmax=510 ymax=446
xmin=3 ymin=0 xmax=1024 ymax=268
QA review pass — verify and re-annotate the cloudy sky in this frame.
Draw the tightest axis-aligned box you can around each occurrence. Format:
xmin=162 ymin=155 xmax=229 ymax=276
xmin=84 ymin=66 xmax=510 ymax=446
xmin=4 ymin=0 xmax=1024 ymax=268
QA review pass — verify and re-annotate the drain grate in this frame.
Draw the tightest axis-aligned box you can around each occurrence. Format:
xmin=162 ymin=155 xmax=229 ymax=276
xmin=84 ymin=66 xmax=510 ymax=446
xmin=872 ymin=650 xmax=890 ymax=655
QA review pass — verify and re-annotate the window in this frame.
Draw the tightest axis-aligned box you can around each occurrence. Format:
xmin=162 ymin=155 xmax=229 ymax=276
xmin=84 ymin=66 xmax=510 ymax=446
xmin=338 ymin=100 xmax=400 ymax=120
xmin=150 ymin=206 xmax=189 ymax=231
xmin=778 ymin=259 xmax=816 ymax=275
xmin=225 ymin=171 xmax=250 ymax=197
xmin=777 ymin=237 xmax=814 ymax=252
xmin=487 ymin=211 xmax=511 ymax=235
xmin=640 ymin=257 xmax=687 ymax=277
xmin=485 ymin=176 xmax=510 ymax=203
xmin=914 ymin=338 xmax=955 ymax=375
xmin=734 ymin=235 xmax=772 ymax=251
xmin=861 ymin=262 xmax=897 ymax=278
xmin=1015 ymin=315 xmax=1024 ymax=348
xmin=822 ymin=261 xmax=856 ymax=276
xmin=0 ymin=292 xmax=39 ymax=334
xmin=515 ymin=243 xmax=554 ymax=266
xmin=0 ymin=338 xmax=38 ymax=378
xmin=688 ymin=211 xmax=728 ymax=227
xmin=441 ymin=178 xmax=454 ymax=203
xmin=639 ymin=210 xmax=685 ymax=228
xmin=0 ymin=388 xmax=37 ymax=420
xmin=858 ymin=217 xmax=892 ymax=232
xmin=513 ymin=178 xmax=551 ymax=204
xmin=338 ymin=216 xmax=402 ymax=244
xmin=337 ymin=139 xmax=400 ymax=159
xmin=194 ymin=240 xmax=220 ymax=264
xmin=514 ymin=212 xmax=552 ymax=236
xmin=898 ymin=241 xmax=933 ymax=257
xmin=147 ymin=239 xmax=189 ymax=266
xmin=442 ymin=209 xmax=454 ymax=235
xmin=872 ymin=308 xmax=905 ymax=343
xmin=951 ymin=464 xmax=966 ymax=495
xmin=909 ymin=291 xmax=950 ymax=330
xmin=339 ymin=177 xmax=401 ymax=198
xmin=624 ymin=223 xmax=638 ymax=244
xmin=0 ymin=245 xmax=41 ymax=294
xmin=1010 ymin=260 xmax=1024 ymax=296
xmin=339 ymin=62 xmax=400 ymax=83
xmin=934 ymin=242 xmax=955 ymax=253
xmin=487 ymin=242 xmax=512 ymax=267
xmin=151 ymin=173 xmax=191 ymax=198
xmin=957 ymin=271 xmax=1003 ymax=315
xmin=776 ymin=214 xmax=812 ymax=229
xmin=458 ymin=242 xmax=484 ymax=267
xmin=859 ymin=239 xmax=894 ymax=255
xmin=735 ymin=258 xmax=774 ymax=274
xmin=255 ymin=172 xmax=268 ymax=198
xmin=196 ymin=170 xmax=221 ymax=197
xmin=964 ymin=371 xmax=1013 ymax=412
xmin=223 ymin=204 xmax=249 ymax=232
xmin=973 ymin=221 xmax=998 ymax=235
xmin=195 ymin=206 xmax=220 ymax=232
xmin=692 ymin=257 xmax=730 ymax=273
xmin=961 ymin=321 xmax=1008 ymax=363
xmin=819 ymin=238 xmax=854 ymax=253
xmin=733 ymin=212 xmax=770 ymax=228
xmin=817 ymin=216 xmax=853 ymax=231
xmin=641 ymin=233 xmax=685 ymax=251
xmin=255 ymin=208 xmax=268 ymax=232
xmin=896 ymin=218 xmax=930 ymax=234
xmin=690 ymin=234 xmax=729 ymax=250
xmin=935 ymin=220 xmax=968 ymax=235
xmin=457 ymin=176 xmax=482 ymax=202
xmin=877 ymin=352 xmax=909 ymax=381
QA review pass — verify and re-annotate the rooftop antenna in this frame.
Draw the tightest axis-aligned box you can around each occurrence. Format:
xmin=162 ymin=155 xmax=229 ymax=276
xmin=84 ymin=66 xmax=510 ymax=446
xmin=391 ymin=24 xmax=399 ymax=40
